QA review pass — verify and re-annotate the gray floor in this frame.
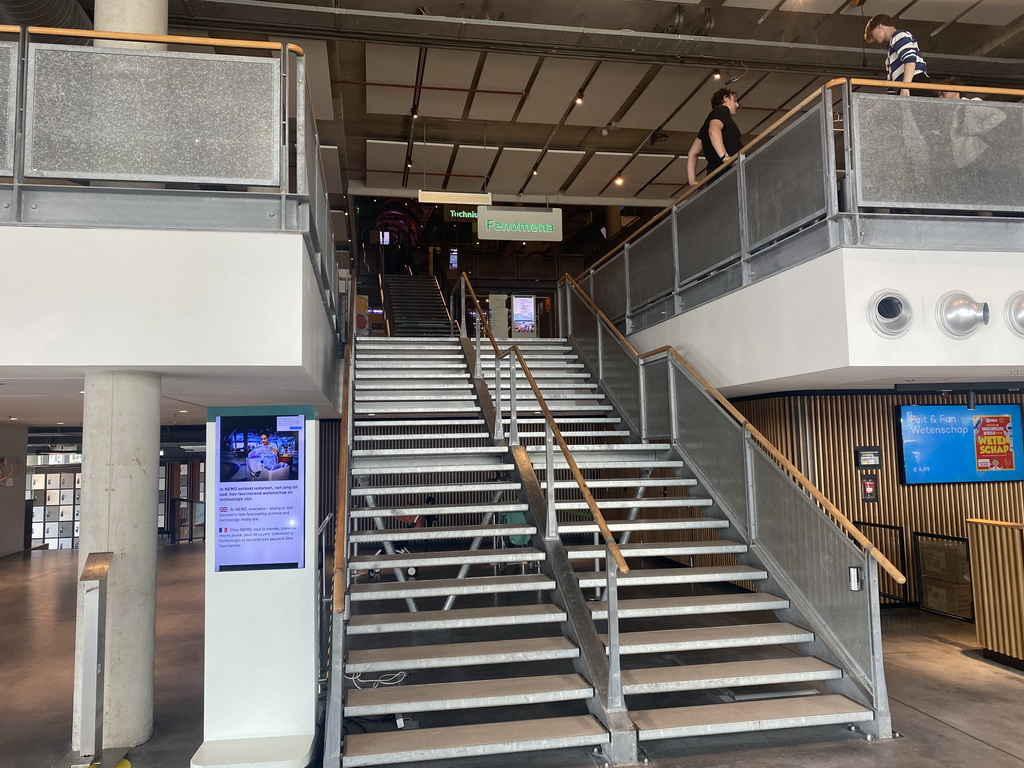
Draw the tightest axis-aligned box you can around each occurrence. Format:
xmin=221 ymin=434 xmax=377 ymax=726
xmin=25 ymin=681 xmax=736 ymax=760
xmin=2 ymin=544 xmax=1023 ymax=768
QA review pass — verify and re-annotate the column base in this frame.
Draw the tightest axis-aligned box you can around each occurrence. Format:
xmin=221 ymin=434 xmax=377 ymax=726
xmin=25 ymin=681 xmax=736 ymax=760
xmin=191 ymin=734 xmax=315 ymax=768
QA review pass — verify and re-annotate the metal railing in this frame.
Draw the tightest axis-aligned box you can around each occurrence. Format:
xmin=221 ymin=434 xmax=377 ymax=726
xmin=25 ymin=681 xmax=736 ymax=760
xmin=560 ymin=272 xmax=904 ymax=735
xmin=455 ymin=271 xmax=629 ymax=717
xmin=577 ymin=77 xmax=1024 ymax=335
xmin=322 ymin=269 xmax=358 ymax=768
xmin=0 ymin=24 xmax=341 ymax=345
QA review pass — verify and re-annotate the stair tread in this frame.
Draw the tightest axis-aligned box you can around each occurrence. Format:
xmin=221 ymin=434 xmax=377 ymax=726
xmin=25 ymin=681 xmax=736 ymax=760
xmin=610 ymin=622 xmax=813 ymax=651
xmin=350 ymin=573 xmax=555 ymax=599
xmin=346 ymin=673 xmax=592 ymax=710
xmin=544 ymin=478 xmax=697 ymax=488
xmin=343 ymin=715 xmax=607 ymax=764
xmin=560 ymin=518 xmax=725 ymax=532
xmin=633 ymin=694 xmax=872 ymax=738
xmin=346 ymin=636 xmax=579 ymax=670
xmin=348 ymin=523 xmax=535 ymax=541
xmin=575 ymin=565 xmax=767 ymax=587
xmin=556 ymin=498 xmax=713 ymax=509
xmin=567 ymin=541 xmax=745 ymax=556
xmin=349 ymin=548 xmax=544 ymax=569
xmin=589 ymin=593 xmax=788 ymax=617
xmin=349 ymin=603 xmax=565 ymax=631
xmin=350 ymin=501 xmax=528 ymax=519
xmin=622 ymin=657 xmax=841 ymax=691
xmin=351 ymin=481 xmax=520 ymax=495
xmin=353 ymin=446 xmax=507 ymax=457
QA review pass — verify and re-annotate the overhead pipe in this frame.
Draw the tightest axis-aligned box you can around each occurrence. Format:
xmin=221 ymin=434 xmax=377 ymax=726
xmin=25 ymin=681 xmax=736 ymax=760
xmin=0 ymin=0 xmax=89 ymax=29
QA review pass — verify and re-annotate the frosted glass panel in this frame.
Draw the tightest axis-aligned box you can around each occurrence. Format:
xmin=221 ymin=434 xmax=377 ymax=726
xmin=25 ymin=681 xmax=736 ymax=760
xmin=25 ymin=44 xmax=281 ymax=185
xmin=0 ymin=42 xmax=14 ymax=176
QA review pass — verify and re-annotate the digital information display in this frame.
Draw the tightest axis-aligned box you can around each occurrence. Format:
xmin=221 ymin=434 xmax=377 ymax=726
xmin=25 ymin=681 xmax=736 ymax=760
xmin=898 ymin=404 xmax=1024 ymax=485
xmin=213 ymin=410 xmax=308 ymax=571
xmin=512 ymin=295 xmax=535 ymax=334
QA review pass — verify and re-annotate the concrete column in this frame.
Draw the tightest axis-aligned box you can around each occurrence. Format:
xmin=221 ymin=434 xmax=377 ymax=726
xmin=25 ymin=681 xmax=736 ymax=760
xmin=605 ymin=205 xmax=622 ymax=239
xmin=0 ymin=424 xmax=29 ymax=558
xmin=94 ymin=0 xmax=168 ymax=48
xmin=73 ymin=370 xmax=161 ymax=749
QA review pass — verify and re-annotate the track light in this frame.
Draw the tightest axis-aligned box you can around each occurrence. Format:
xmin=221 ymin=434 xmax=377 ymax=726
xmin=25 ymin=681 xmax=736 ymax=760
xmin=614 ymin=176 xmax=624 ymax=186
xmin=575 ymin=90 xmax=584 ymax=105
xmin=411 ymin=107 xmax=418 ymax=119
xmin=712 ymin=68 xmax=722 ymax=80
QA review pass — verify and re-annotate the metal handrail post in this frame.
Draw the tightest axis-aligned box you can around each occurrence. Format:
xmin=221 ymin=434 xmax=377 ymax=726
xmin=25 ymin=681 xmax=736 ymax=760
xmin=545 ymin=424 xmax=556 ymax=539
xmin=605 ymin=548 xmax=624 ymax=712
xmin=474 ymin=311 xmax=483 ymax=379
xmin=460 ymin=278 xmax=467 ymax=338
xmin=508 ymin=353 xmax=518 ymax=446
xmin=638 ymin=358 xmax=647 ymax=441
xmin=493 ymin=356 xmax=504 ymax=442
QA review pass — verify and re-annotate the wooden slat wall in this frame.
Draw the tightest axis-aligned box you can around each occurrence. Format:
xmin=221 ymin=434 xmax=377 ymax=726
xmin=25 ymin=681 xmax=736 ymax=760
xmin=967 ymin=519 xmax=1024 ymax=661
xmin=737 ymin=393 xmax=1024 ymax=603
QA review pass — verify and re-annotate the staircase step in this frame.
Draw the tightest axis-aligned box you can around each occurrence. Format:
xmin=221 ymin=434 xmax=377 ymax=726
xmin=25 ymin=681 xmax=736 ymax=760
xmin=345 ymin=636 xmax=580 ymax=673
xmin=345 ymin=673 xmax=593 ymax=716
xmin=351 ymin=480 xmax=520 ymax=496
xmin=350 ymin=501 xmax=529 ymax=519
xmin=343 ymin=715 xmax=608 ymax=767
xmin=357 ymin=353 xmax=465 ymax=360
xmin=575 ymin=565 xmax=768 ymax=588
xmin=353 ymin=446 xmax=508 ymax=459
xmin=349 ymin=547 xmax=543 ymax=571
xmin=354 ymin=372 xmax=470 ymax=380
xmin=566 ymin=541 xmax=746 ymax=559
xmin=354 ymin=403 xmax=479 ymax=414
xmin=347 ymin=603 xmax=566 ymax=634
xmin=633 ymin=694 xmax=873 ymax=741
xmin=538 ymin=460 xmax=688 ymax=471
xmin=610 ymin=622 xmax=814 ymax=654
xmin=350 ymin=573 xmax=555 ymax=601
xmin=556 ymin=498 xmax=713 ymax=510
xmin=543 ymin=478 xmax=696 ymax=489
xmin=559 ymin=517 xmax=726 ymax=534
xmin=523 ymin=430 xmax=633 ymax=439
xmin=355 ymin=381 xmax=472 ymax=390
xmin=499 ymin=404 xmax=613 ymax=413
xmin=353 ymin=418 xmax=485 ymax=428
xmin=352 ymin=462 xmax=515 ymax=475
xmin=356 ymin=393 xmax=477 ymax=402
xmin=349 ymin=523 xmax=535 ymax=543
xmin=353 ymin=432 xmax=492 ymax=442
xmin=356 ymin=361 xmax=468 ymax=369
xmin=588 ymin=593 xmax=789 ymax=620
xmin=508 ymin=416 xmax=621 ymax=426
xmin=622 ymin=657 xmax=843 ymax=695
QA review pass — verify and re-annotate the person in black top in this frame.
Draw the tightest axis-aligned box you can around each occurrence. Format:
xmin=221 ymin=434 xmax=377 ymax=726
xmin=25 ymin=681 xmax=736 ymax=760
xmin=686 ymin=88 xmax=743 ymax=187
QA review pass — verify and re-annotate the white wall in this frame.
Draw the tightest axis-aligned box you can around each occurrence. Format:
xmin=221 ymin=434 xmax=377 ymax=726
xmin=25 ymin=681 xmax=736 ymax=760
xmin=0 ymin=425 xmax=29 ymax=557
xmin=629 ymin=247 xmax=1024 ymax=396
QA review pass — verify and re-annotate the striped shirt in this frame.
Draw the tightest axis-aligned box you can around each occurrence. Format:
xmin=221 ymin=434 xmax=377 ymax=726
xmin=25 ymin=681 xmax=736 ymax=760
xmin=886 ymin=30 xmax=928 ymax=84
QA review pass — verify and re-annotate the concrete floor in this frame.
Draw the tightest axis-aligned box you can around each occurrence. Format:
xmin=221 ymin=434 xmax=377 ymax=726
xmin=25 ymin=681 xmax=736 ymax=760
xmin=2 ymin=544 xmax=1024 ymax=768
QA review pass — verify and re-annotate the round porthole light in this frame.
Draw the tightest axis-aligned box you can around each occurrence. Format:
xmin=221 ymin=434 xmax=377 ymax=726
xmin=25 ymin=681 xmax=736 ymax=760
xmin=1005 ymin=292 xmax=1024 ymax=338
xmin=868 ymin=290 xmax=912 ymax=338
xmin=936 ymin=291 xmax=989 ymax=339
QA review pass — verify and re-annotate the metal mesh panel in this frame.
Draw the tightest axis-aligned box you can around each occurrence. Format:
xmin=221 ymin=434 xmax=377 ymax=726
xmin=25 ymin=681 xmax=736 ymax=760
xmin=675 ymin=172 xmax=742 ymax=284
xmin=677 ymin=262 xmax=743 ymax=311
xmin=627 ymin=216 xmax=675 ymax=309
xmin=853 ymin=93 xmax=1024 ymax=211
xmin=744 ymin=105 xmax=827 ymax=249
xmin=591 ymin=255 xmax=627 ymax=321
xmin=750 ymin=448 xmax=874 ymax=679
xmin=642 ymin=357 xmax=670 ymax=439
xmin=569 ymin=289 xmax=599 ymax=373
xmin=670 ymin=360 xmax=748 ymax=535
xmin=25 ymin=45 xmax=281 ymax=185
xmin=629 ymin=295 xmax=676 ymax=333
xmin=0 ymin=42 xmax=15 ymax=177
xmin=599 ymin=326 xmax=641 ymax=431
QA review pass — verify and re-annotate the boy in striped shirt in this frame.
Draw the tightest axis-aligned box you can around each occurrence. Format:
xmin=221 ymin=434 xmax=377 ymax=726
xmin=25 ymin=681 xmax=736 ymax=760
xmin=864 ymin=14 xmax=930 ymax=96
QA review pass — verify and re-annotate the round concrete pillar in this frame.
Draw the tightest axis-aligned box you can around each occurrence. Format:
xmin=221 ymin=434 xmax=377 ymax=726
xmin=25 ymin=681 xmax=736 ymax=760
xmin=73 ymin=370 xmax=161 ymax=749
xmin=94 ymin=0 xmax=168 ymax=49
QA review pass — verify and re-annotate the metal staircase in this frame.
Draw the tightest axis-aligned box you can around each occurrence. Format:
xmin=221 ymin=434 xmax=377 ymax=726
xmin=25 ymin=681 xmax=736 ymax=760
xmin=325 ymin=276 xmax=900 ymax=767
xmin=341 ymin=336 xmax=609 ymax=766
xmin=382 ymin=275 xmax=452 ymax=337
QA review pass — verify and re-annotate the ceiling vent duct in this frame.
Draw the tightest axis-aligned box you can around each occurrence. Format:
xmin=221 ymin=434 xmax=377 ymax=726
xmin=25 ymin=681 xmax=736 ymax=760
xmin=936 ymin=291 xmax=989 ymax=339
xmin=1006 ymin=292 xmax=1024 ymax=338
xmin=867 ymin=290 xmax=912 ymax=338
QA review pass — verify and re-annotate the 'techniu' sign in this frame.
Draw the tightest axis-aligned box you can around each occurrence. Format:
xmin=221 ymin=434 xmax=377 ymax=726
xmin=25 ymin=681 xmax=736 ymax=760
xmin=477 ymin=206 xmax=563 ymax=242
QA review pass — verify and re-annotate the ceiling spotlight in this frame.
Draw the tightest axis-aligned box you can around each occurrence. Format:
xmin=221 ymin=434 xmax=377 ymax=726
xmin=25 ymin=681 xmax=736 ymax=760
xmin=411 ymin=107 xmax=419 ymax=119
xmin=712 ymin=68 xmax=722 ymax=80
xmin=406 ymin=161 xmax=412 ymax=168
xmin=614 ymin=176 xmax=624 ymax=185
xmin=531 ymin=167 xmax=538 ymax=176
xmin=575 ymin=90 xmax=585 ymax=105
xmin=650 ymin=130 xmax=668 ymax=145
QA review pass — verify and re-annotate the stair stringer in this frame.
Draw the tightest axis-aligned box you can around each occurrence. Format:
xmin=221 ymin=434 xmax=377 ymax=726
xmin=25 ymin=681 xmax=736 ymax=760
xmin=659 ymin=439 xmax=893 ymax=740
xmin=507 ymin=444 xmax=639 ymax=765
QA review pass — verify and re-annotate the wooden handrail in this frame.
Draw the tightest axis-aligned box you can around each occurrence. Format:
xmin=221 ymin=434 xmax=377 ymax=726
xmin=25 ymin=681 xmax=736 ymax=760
xmin=21 ymin=25 xmax=305 ymax=55
xmin=498 ymin=344 xmax=630 ymax=575
xmin=561 ymin=277 xmax=907 ymax=586
xmin=459 ymin=273 xmax=628 ymax=574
